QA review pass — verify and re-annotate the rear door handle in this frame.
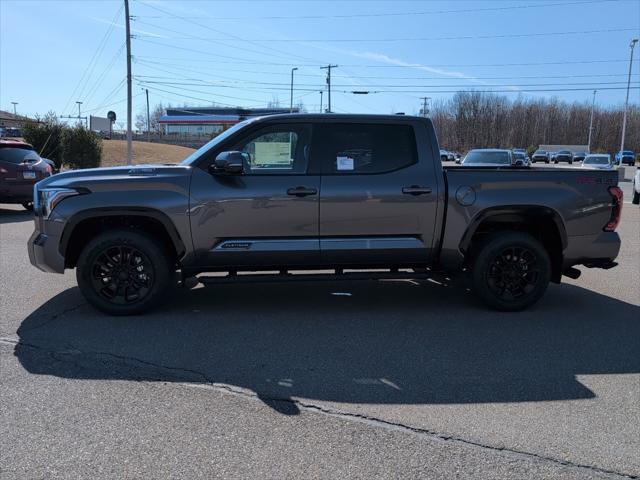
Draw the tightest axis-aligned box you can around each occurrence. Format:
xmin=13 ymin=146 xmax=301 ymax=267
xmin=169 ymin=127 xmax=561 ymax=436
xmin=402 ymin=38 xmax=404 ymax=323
xmin=402 ymin=185 xmax=432 ymax=196
xmin=287 ymin=186 xmax=318 ymax=197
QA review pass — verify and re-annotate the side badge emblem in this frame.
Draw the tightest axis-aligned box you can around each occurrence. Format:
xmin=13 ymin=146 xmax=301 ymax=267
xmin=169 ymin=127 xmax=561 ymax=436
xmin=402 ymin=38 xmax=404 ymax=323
xmin=455 ymin=186 xmax=476 ymax=206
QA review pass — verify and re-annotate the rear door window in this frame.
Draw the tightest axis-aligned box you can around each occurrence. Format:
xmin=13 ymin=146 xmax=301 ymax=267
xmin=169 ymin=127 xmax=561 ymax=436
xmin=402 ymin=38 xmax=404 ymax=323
xmin=0 ymin=147 xmax=39 ymax=164
xmin=314 ymin=123 xmax=417 ymax=174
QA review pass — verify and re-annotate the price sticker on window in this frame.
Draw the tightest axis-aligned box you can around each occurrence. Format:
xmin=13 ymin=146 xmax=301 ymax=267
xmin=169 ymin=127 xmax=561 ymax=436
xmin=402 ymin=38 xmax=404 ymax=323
xmin=336 ymin=156 xmax=354 ymax=171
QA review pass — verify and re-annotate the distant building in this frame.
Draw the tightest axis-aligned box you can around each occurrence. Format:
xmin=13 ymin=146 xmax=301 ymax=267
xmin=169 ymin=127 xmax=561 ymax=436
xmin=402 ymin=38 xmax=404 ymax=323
xmin=0 ymin=110 xmax=38 ymax=129
xmin=539 ymin=144 xmax=589 ymax=154
xmin=159 ymin=107 xmax=298 ymax=136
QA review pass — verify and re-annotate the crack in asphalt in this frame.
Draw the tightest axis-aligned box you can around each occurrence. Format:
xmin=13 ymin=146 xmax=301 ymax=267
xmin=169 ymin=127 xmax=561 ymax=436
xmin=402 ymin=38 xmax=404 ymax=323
xmin=15 ymin=303 xmax=86 ymax=334
xmin=1 ymin=336 xmax=637 ymax=480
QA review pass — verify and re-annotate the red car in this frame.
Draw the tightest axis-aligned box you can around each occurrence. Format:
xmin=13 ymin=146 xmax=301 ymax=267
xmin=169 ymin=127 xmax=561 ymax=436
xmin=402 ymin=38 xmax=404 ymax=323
xmin=0 ymin=140 xmax=53 ymax=210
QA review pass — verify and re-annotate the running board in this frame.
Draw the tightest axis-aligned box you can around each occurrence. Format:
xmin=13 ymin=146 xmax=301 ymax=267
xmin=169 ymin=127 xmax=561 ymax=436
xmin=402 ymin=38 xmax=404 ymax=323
xmin=197 ymin=270 xmax=437 ymax=285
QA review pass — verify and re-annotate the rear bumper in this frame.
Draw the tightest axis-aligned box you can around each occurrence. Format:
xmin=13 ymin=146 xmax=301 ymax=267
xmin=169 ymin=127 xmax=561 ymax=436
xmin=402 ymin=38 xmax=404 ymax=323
xmin=27 ymin=217 xmax=66 ymax=273
xmin=563 ymin=231 xmax=621 ymax=270
xmin=0 ymin=182 xmax=35 ymax=203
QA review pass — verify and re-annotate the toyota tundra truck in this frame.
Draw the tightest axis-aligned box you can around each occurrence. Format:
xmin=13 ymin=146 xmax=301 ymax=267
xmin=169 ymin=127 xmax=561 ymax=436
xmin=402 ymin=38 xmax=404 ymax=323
xmin=28 ymin=114 xmax=622 ymax=315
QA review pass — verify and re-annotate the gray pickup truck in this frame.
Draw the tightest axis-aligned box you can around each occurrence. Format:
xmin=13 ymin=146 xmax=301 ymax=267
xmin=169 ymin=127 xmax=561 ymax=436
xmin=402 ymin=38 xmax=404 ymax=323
xmin=28 ymin=114 xmax=622 ymax=315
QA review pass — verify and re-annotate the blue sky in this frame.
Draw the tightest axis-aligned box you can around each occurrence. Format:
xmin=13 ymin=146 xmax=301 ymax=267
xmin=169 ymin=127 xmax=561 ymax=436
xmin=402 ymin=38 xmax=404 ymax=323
xmin=1 ymin=0 xmax=639 ymax=126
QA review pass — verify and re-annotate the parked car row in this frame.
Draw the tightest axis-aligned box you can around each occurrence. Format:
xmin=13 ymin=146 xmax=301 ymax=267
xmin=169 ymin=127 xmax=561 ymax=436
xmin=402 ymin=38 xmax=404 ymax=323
xmin=0 ymin=126 xmax=23 ymax=137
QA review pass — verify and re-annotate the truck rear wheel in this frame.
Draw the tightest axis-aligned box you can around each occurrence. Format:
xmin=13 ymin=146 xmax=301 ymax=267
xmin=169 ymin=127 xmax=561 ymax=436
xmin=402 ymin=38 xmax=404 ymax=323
xmin=76 ymin=229 xmax=173 ymax=315
xmin=471 ymin=232 xmax=551 ymax=311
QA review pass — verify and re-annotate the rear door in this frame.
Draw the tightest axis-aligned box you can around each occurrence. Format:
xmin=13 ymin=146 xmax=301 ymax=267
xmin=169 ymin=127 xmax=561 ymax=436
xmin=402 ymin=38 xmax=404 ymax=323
xmin=314 ymin=122 xmax=440 ymax=266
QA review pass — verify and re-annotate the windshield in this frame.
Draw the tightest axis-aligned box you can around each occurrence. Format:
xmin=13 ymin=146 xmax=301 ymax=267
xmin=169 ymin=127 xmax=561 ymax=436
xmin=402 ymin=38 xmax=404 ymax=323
xmin=534 ymin=150 xmax=546 ymax=155
xmin=463 ymin=151 xmax=511 ymax=165
xmin=513 ymin=152 xmax=525 ymax=159
xmin=622 ymin=150 xmax=633 ymax=155
xmin=558 ymin=150 xmax=571 ymax=154
xmin=584 ymin=156 xmax=610 ymax=165
xmin=180 ymin=120 xmax=252 ymax=165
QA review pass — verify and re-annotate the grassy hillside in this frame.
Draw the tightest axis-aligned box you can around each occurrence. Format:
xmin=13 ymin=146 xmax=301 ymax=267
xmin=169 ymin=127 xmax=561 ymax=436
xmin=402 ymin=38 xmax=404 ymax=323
xmin=101 ymin=140 xmax=195 ymax=167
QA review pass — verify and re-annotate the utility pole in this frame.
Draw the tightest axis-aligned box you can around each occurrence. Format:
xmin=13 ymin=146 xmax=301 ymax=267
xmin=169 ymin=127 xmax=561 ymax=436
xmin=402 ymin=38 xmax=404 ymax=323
xmin=145 ymin=88 xmax=150 ymax=142
xmin=619 ymin=38 xmax=638 ymax=165
xmin=290 ymin=67 xmax=298 ymax=113
xmin=420 ymin=97 xmax=431 ymax=117
xmin=124 ymin=0 xmax=133 ymax=165
xmin=320 ymin=64 xmax=338 ymax=113
xmin=76 ymin=101 xmax=85 ymax=127
xmin=10 ymin=102 xmax=18 ymax=115
xmin=587 ymin=90 xmax=597 ymax=152
xmin=319 ymin=90 xmax=323 ymax=113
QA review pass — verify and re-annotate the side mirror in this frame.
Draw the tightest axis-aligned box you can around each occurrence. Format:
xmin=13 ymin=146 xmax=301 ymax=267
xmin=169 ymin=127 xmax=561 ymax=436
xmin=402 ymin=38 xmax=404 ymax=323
xmin=210 ymin=151 xmax=246 ymax=175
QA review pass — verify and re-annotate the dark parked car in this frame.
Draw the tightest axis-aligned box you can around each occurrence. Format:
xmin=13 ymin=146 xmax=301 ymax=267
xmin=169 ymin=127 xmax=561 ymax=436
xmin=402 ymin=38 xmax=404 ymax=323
xmin=1 ymin=140 xmax=52 ymax=210
xmin=553 ymin=150 xmax=573 ymax=164
xmin=462 ymin=149 xmax=514 ymax=166
xmin=572 ymin=151 xmax=587 ymax=162
xmin=615 ymin=150 xmax=635 ymax=166
xmin=28 ymin=114 xmax=621 ymax=315
xmin=511 ymin=150 xmax=530 ymax=166
xmin=531 ymin=150 xmax=550 ymax=163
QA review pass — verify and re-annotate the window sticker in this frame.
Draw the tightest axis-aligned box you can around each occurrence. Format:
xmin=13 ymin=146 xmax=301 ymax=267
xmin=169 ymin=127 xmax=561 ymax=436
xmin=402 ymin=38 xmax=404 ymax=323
xmin=337 ymin=156 xmax=354 ymax=171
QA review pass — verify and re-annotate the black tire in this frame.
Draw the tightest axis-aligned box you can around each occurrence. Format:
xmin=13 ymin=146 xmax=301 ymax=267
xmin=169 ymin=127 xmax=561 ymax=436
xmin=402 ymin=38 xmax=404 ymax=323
xmin=471 ymin=232 xmax=551 ymax=311
xmin=76 ymin=229 xmax=173 ymax=315
xmin=568 ymin=160 xmax=573 ymax=164
xmin=22 ymin=201 xmax=33 ymax=211
xmin=633 ymin=188 xmax=640 ymax=205
xmin=545 ymin=160 xmax=549 ymax=164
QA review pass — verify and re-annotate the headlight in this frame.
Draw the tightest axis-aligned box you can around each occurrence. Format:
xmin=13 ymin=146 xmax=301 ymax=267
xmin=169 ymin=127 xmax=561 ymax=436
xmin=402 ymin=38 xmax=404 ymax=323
xmin=36 ymin=188 xmax=80 ymax=219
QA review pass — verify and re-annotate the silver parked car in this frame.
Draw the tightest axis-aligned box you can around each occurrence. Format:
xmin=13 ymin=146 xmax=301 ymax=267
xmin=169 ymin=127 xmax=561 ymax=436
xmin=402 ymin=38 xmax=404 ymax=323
xmin=581 ymin=154 xmax=614 ymax=170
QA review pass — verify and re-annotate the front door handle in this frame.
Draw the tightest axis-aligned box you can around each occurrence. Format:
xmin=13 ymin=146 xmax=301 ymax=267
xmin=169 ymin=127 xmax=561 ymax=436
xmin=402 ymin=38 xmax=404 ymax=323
xmin=402 ymin=185 xmax=432 ymax=196
xmin=287 ymin=186 xmax=318 ymax=197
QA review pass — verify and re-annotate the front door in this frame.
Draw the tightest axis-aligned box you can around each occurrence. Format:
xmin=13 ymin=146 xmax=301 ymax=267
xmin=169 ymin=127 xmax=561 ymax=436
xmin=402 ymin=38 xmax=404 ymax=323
xmin=314 ymin=122 xmax=439 ymax=266
xmin=189 ymin=123 xmax=320 ymax=269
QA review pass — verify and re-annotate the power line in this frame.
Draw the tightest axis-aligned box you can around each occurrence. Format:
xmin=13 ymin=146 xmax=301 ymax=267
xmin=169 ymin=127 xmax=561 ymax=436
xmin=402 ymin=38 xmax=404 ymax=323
xmin=133 ymin=79 xmax=640 ymax=91
xmin=61 ymin=3 xmax=123 ymax=114
xmin=83 ymin=43 xmax=126 ymax=108
xmin=131 ymin=60 xmax=639 ymax=80
xmin=136 ymin=27 xmax=638 ymax=43
xmin=340 ymin=86 xmax=640 ymax=94
xmin=133 ymin=0 xmax=619 ymax=20
xmin=132 ymin=48 xmax=630 ymax=68
xmin=135 ymin=1 xmax=328 ymax=65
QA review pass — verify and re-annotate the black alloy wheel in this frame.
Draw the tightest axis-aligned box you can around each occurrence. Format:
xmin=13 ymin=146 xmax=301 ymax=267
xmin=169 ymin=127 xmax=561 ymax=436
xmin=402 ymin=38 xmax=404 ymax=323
xmin=90 ymin=245 xmax=155 ymax=305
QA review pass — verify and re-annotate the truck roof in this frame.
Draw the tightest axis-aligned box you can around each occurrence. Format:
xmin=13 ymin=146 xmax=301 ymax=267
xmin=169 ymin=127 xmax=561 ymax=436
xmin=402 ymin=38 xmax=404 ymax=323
xmin=250 ymin=113 xmax=427 ymax=123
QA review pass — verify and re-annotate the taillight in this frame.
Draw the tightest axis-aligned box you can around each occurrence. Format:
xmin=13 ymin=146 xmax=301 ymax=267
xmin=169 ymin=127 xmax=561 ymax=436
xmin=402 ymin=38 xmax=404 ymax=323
xmin=604 ymin=186 xmax=623 ymax=231
xmin=0 ymin=167 xmax=7 ymax=173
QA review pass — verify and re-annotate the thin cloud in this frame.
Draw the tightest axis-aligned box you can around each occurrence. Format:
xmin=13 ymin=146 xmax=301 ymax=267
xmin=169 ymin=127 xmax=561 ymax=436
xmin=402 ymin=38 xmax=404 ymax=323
xmin=301 ymin=42 xmax=522 ymax=92
xmin=89 ymin=17 xmax=169 ymax=39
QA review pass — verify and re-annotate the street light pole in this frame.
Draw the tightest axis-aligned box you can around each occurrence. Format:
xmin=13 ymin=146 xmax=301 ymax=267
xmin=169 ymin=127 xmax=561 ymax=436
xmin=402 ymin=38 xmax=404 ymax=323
xmin=588 ymin=90 xmax=597 ymax=152
xmin=319 ymin=90 xmax=323 ymax=113
xmin=11 ymin=102 xmax=18 ymax=115
xmin=619 ymin=38 xmax=638 ymax=164
xmin=290 ymin=67 xmax=298 ymax=113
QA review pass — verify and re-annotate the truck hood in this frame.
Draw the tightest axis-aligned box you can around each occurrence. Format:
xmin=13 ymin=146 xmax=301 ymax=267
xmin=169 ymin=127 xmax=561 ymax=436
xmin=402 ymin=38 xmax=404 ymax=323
xmin=35 ymin=164 xmax=192 ymax=190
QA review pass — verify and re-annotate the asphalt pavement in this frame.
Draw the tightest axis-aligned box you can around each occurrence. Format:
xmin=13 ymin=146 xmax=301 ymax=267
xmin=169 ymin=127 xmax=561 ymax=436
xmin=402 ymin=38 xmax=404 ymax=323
xmin=1 ymin=173 xmax=638 ymax=479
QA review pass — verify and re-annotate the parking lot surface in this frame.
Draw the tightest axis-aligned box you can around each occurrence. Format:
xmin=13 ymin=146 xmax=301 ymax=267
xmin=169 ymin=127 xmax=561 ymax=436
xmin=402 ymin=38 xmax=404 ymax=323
xmin=1 ymin=172 xmax=638 ymax=479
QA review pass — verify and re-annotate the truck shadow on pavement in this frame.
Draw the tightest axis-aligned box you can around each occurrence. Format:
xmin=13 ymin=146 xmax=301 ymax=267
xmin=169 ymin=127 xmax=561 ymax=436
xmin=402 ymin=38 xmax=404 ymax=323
xmin=15 ymin=279 xmax=640 ymax=415
xmin=0 ymin=207 xmax=33 ymax=224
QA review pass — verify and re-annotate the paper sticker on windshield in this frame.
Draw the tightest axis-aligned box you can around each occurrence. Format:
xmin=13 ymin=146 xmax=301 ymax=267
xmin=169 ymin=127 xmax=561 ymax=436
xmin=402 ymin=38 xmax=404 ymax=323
xmin=337 ymin=156 xmax=354 ymax=171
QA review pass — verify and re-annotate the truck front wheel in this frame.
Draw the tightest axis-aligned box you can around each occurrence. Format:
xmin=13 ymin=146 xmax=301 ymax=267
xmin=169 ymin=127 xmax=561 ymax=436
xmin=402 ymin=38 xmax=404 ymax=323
xmin=471 ymin=232 xmax=551 ymax=311
xmin=76 ymin=229 xmax=173 ymax=315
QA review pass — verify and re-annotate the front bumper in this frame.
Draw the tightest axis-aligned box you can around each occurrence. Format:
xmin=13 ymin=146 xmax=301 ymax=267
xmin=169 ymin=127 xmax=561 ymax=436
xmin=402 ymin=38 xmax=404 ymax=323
xmin=562 ymin=231 xmax=621 ymax=271
xmin=27 ymin=216 xmax=66 ymax=273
